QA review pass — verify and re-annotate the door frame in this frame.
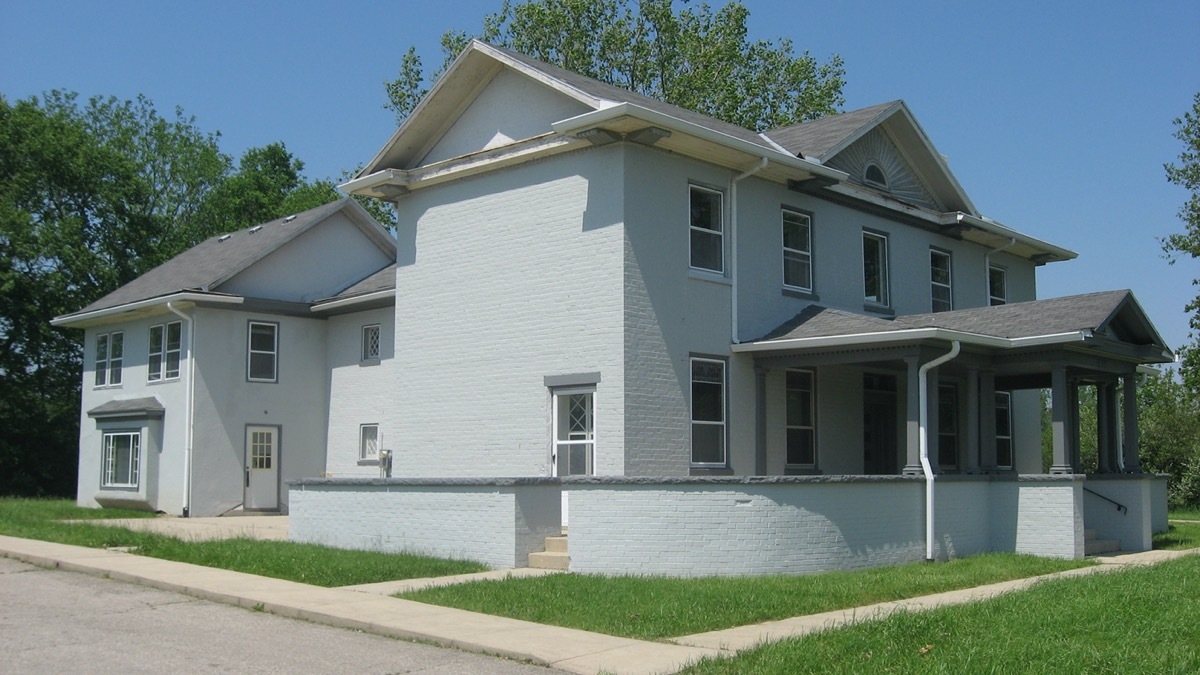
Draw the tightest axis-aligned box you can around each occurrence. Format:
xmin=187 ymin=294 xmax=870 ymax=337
xmin=244 ymin=424 xmax=281 ymax=511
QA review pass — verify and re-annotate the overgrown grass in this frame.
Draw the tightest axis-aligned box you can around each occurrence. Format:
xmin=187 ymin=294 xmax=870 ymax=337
xmin=682 ymin=555 xmax=1200 ymax=674
xmin=1155 ymin=521 xmax=1200 ymax=550
xmin=399 ymin=554 xmax=1091 ymax=640
xmin=0 ymin=498 xmax=487 ymax=586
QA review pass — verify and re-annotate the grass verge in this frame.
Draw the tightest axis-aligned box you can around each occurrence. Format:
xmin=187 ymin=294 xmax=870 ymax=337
xmin=399 ymin=554 xmax=1091 ymax=640
xmin=681 ymin=554 xmax=1200 ymax=674
xmin=1155 ymin=521 xmax=1200 ymax=550
xmin=1170 ymin=508 xmax=1200 ymax=521
xmin=0 ymin=498 xmax=487 ymax=586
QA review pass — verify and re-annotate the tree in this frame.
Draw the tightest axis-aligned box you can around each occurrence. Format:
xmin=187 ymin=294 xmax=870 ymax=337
xmin=0 ymin=91 xmax=360 ymax=497
xmin=1163 ymin=93 xmax=1200 ymax=381
xmin=384 ymin=0 xmax=845 ymax=132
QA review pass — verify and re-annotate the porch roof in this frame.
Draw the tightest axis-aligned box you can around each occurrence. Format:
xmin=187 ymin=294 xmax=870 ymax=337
xmin=735 ymin=290 xmax=1173 ymax=366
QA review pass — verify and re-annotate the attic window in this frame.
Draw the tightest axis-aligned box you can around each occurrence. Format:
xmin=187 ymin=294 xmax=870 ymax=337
xmin=864 ymin=163 xmax=888 ymax=189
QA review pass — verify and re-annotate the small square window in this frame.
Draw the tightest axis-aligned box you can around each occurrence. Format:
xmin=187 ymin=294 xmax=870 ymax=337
xmin=689 ymin=186 xmax=724 ymax=273
xmin=362 ymin=324 xmax=381 ymax=361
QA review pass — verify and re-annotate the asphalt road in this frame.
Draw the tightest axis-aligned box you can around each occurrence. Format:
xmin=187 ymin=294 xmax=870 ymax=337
xmin=0 ymin=557 xmax=553 ymax=674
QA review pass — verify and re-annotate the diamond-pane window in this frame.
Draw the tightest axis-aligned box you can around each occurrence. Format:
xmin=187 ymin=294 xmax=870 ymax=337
xmin=362 ymin=324 xmax=381 ymax=361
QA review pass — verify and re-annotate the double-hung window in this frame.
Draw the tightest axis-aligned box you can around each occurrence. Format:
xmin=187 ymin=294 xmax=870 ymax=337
xmin=359 ymin=424 xmax=379 ymax=462
xmin=930 ymin=249 xmax=953 ymax=312
xmin=937 ymin=384 xmax=958 ymax=469
xmin=690 ymin=358 xmax=726 ymax=466
xmin=689 ymin=185 xmax=724 ymax=273
xmin=989 ymin=266 xmax=1007 ymax=306
xmin=148 ymin=321 xmax=182 ymax=382
xmin=361 ymin=324 xmax=381 ymax=361
xmin=247 ymin=322 xmax=278 ymax=382
xmin=786 ymin=370 xmax=816 ymax=468
xmin=995 ymin=392 xmax=1013 ymax=469
xmin=862 ymin=232 xmax=889 ymax=307
xmin=95 ymin=331 xmax=124 ymax=387
xmin=102 ymin=431 xmax=140 ymax=488
xmin=782 ymin=209 xmax=813 ymax=292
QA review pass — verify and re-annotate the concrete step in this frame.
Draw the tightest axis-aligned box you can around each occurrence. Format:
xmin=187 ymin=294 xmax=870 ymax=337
xmin=544 ymin=536 xmax=568 ymax=553
xmin=527 ymin=550 xmax=570 ymax=570
xmin=1085 ymin=538 xmax=1122 ymax=556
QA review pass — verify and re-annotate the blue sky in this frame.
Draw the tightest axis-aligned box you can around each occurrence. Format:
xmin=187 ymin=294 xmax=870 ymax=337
xmin=3 ymin=0 xmax=1198 ymax=352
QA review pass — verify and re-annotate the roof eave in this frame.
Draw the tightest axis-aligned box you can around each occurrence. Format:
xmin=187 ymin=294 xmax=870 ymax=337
xmin=51 ymin=292 xmax=244 ymax=328
xmin=310 ymin=289 xmax=395 ymax=313
xmin=731 ymin=327 xmax=1088 ymax=353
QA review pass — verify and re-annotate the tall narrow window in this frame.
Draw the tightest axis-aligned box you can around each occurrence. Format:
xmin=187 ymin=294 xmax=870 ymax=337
xmin=102 ymin=431 xmax=140 ymax=488
xmin=786 ymin=370 xmax=816 ymax=467
xmin=995 ymin=392 xmax=1013 ymax=469
xmin=247 ymin=322 xmax=278 ymax=382
xmin=148 ymin=321 xmax=182 ymax=382
xmin=362 ymin=324 xmax=381 ymax=361
xmin=690 ymin=358 xmax=726 ymax=466
xmin=553 ymin=389 xmax=595 ymax=476
xmin=689 ymin=185 xmax=724 ymax=273
xmin=989 ymin=266 xmax=1007 ymax=306
xmin=938 ymin=384 xmax=958 ymax=468
xmin=359 ymin=424 xmax=379 ymax=461
xmin=782 ymin=209 xmax=813 ymax=291
xmin=95 ymin=331 xmax=124 ymax=387
xmin=863 ymin=232 xmax=889 ymax=306
xmin=930 ymin=249 xmax=953 ymax=312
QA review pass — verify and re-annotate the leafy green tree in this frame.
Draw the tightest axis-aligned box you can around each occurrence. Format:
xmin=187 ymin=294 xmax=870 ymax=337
xmin=1138 ymin=370 xmax=1200 ymax=508
xmin=1163 ymin=93 xmax=1200 ymax=381
xmin=385 ymin=0 xmax=845 ymax=132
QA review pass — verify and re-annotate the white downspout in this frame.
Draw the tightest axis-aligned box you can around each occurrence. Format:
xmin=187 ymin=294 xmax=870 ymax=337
xmin=984 ymin=237 xmax=1017 ymax=304
xmin=729 ymin=157 xmax=769 ymax=343
xmin=167 ymin=302 xmax=195 ymax=518
xmin=919 ymin=340 xmax=961 ymax=561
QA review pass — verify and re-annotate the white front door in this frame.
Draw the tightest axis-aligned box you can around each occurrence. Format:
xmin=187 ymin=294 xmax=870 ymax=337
xmin=551 ymin=389 xmax=595 ymax=526
xmin=245 ymin=426 xmax=279 ymax=510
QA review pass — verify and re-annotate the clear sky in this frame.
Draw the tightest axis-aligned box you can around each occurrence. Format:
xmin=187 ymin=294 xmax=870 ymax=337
xmin=3 ymin=0 xmax=1198 ymax=352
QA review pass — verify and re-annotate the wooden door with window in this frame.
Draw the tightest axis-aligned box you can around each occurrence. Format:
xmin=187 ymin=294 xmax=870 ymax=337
xmin=245 ymin=426 xmax=279 ymax=510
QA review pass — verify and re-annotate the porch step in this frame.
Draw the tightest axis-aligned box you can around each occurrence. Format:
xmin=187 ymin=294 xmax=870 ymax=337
xmin=1084 ymin=528 xmax=1121 ymax=556
xmin=528 ymin=535 xmax=569 ymax=570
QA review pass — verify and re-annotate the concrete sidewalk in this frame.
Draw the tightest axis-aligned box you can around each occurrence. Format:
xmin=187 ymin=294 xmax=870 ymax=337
xmin=1 ymin=530 xmax=1195 ymax=674
xmin=76 ymin=515 xmax=290 ymax=541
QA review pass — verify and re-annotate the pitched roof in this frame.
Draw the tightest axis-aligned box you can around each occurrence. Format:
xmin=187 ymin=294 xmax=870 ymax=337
xmin=765 ymin=101 xmax=899 ymax=160
xmin=330 ymin=264 xmax=395 ymax=300
xmin=86 ymin=397 xmax=165 ymax=419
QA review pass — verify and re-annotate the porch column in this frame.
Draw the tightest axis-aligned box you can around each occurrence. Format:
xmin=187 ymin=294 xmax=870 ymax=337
xmin=1050 ymin=366 xmax=1073 ymax=474
xmin=965 ymin=368 xmax=981 ymax=473
xmin=1068 ymin=382 xmax=1081 ymax=470
xmin=1122 ymin=373 xmax=1141 ymax=473
xmin=755 ymin=366 xmax=768 ymax=475
xmin=1096 ymin=381 xmax=1117 ymax=473
xmin=903 ymin=356 xmax=923 ymax=475
xmin=979 ymin=371 xmax=998 ymax=471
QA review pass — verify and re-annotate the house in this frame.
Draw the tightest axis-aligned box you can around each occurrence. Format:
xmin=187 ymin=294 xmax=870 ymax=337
xmin=53 ymin=199 xmax=397 ymax=516
xmin=59 ymin=41 xmax=1173 ymax=574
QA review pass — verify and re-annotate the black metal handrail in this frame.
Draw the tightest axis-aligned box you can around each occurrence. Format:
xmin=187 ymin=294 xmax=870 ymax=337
xmin=1083 ymin=486 xmax=1127 ymax=514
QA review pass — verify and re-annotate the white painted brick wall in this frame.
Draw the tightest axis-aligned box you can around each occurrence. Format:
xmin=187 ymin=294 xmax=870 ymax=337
xmin=288 ymin=480 xmax=560 ymax=568
xmin=1083 ymin=477 xmax=1153 ymax=552
xmin=1002 ymin=479 xmax=1083 ymax=558
xmin=325 ymin=307 xmax=396 ymax=478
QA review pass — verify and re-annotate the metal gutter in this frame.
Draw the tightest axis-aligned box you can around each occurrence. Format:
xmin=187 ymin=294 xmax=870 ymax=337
xmin=51 ymin=293 xmax=244 ymax=328
xmin=310 ymin=290 xmax=395 ymax=313
xmin=166 ymin=302 xmax=196 ymax=518
xmin=730 ymin=326 xmax=1090 ymax=354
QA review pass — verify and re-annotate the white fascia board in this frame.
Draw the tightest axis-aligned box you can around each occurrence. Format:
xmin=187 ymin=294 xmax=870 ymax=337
xmin=551 ymin=103 xmax=848 ymax=183
xmin=50 ymin=293 xmax=244 ymax=328
xmin=339 ymin=168 xmax=406 ymax=195
xmin=731 ymin=327 xmax=1088 ymax=353
xmin=310 ymin=290 xmax=394 ymax=313
xmin=951 ymin=213 xmax=1077 ymax=262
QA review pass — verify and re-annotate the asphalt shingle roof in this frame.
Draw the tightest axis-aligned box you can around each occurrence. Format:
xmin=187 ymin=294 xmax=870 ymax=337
xmin=764 ymin=101 xmax=899 ymax=160
xmin=86 ymin=397 xmax=165 ymax=419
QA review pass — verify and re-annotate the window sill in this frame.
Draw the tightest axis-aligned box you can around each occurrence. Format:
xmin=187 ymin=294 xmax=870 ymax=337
xmin=359 ymin=359 xmax=381 ymax=368
xmin=689 ymin=466 xmax=734 ymax=476
xmin=782 ymin=288 xmax=819 ymax=301
xmin=862 ymin=303 xmax=895 ymax=317
xmin=688 ymin=269 xmax=731 ymax=286
xmin=785 ymin=466 xmax=821 ymax=475
xmin=147 ymin=377 xmax=181 ymax=385
xmin=357 ymin=459 xmax=380 ymax=466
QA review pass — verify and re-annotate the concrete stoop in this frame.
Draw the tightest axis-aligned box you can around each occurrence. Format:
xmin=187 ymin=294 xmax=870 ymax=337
xmin=527 ymin=535 xmax=569 ymax=570
xmin=1084 ymin=528 xmax=1121 ymax=556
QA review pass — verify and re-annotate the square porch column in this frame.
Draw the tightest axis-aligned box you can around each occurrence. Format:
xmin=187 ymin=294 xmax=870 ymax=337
xmin=755 ymin=366 xmax=767 ymax=475
xmin=903 ymin=356 xmax=923 ymax=475
xmin=1050 ymin=366 xmax=1074 ymax=474
xmin=1122 ymin=373 xmax=1141 ymax=473
xmin=965 ymin=368 xmax=981 ymax=473
xmin=1097 ymin=381 xmax=1118 ymax=473
xmin=979 ymin=371 xmax=998 ymax=471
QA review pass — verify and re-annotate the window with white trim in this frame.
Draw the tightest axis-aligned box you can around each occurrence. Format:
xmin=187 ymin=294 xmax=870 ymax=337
xmin=937 ymin=384 xmax=958 ymax=468
xmin=689 ymin=185 xmax=724 ymax=273
xmin=930 ymin=249 xmax=953 ymax=312
xmin=102 ymin=431 xmax=140 ymax=488
xmin=786 ymin=369 xmax=816 ymax=467
xmin=94 ymin=331 xmax=124 ymax=387
xmin=690 ymin=358 xmax=726 ymax=466
xmin=553 ymin=388 xmax=595 ymax=476
xmin=989 ymin=265 xmax=1007 ymax=306
xmin=995 ymin=392 xmax=1013 ymax=469
xmin=863 ymin=232 xmax=889 ymax=306
xmin=148 ymin=321 xmax=182 ymax=382
xmin=359 ymin=424 xmax=379 ymax=461
xmin=247 ymin=322 xmax=278 ymax=382
xmin=782 ymin=209 xmax=813 ymax=292
xmin=361 ymin=324 xmax=381 ymax=361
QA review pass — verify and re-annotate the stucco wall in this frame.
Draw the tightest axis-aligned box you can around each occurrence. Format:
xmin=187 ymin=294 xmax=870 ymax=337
xmin=288 ymin=478 xmax=561 ymax=568
xmin=324 ymin=306 xmax=396 ymax=477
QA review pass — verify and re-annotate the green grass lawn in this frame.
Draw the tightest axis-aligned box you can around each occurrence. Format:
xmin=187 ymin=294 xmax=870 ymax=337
xmin=1155 ymin=520 xmax=1200 ymax=550
xmin=399 ymin=554 xmax=1091 ymax=640
xmin=681 ymin=554 xmax=1200 ymax=674
xmin=0 ymin=498 xmax=486 ymax=586
xmin=1170 ymin=508 xmax=1200 ymax=521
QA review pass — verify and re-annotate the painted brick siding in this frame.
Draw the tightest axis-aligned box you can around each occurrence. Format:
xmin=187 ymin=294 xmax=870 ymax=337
xmin=999 ymin=479 xmax=1084 ymax=558
xmin=391 ymin=148 xmax=626 ymax=477
xmin=288 ymin=481 xmax=560 ymax=568
xmin=1083 ymin=476 xmax=1154 ymax=552
xmin=324 ymin=307 xmax=396 ymax=477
